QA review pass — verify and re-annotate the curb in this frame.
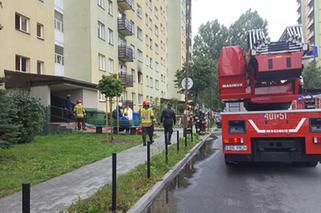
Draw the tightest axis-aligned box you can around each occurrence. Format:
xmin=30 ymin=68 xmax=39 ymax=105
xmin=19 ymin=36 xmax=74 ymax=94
xmin=127 ymin=131 xmax=213 ymax=213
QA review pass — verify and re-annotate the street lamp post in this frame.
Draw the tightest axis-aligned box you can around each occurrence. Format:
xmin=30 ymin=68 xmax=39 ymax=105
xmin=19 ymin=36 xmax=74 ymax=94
xmin=184 ymin=0 xmax=192 ymax=131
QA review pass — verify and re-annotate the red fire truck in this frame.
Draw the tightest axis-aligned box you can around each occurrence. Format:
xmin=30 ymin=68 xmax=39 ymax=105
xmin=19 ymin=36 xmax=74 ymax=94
xmin=218 ymin=26 xmax=321 ymax=167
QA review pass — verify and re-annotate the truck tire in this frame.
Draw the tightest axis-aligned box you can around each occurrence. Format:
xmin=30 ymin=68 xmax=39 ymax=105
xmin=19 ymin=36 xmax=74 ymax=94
xmin=225 ymin=159 xmax=237 ymax=167
xmin=305 ymin=161 xmax=318 ymax=167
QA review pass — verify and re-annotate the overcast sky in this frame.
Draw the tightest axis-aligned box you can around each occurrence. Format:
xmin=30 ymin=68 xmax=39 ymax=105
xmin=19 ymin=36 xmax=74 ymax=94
xmin=192 ymin=0 xmax=298 ymax=41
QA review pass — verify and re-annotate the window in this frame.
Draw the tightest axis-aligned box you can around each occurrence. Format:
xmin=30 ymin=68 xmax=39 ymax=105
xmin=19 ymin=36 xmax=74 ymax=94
xmin=97 ymin=0 xmax=105 ymax=9
xmin=137 ymin=49 xmax=143 ymax=62
xmin=138 ymin=94 xmax=143 ymax=105
xmin=155 ymin=80 xmax=159 ymax=90
xmin=98 ymin=21 xmax=105 ymax=40
xmin=99 ymin=91 xmax=106 ymax=102
xmin=131 ymin=20 xmax=135 ymax=34
xmin=15 ymin=55 xmax=30 ymax=72
xmin=145 ymin=34 xmax=149 ymax=46
xmin=146 ymin=75 xmax=149 ymax=87
xmin=154 ymin=25 xmax=159 ymax=36
xmin=37 ymin=23 xmax=44 ymax=39
xmin=108 ymin=28 xmax=114 ymax=45
xmin=149 ymin=38 xmax=153 ymax=49
xmin=130 ymin=44 xmax=135 ymax=58
xmin=138 ymin=71 xmax=143 ymax=84
xmin=98 ymin=54 xmax=106 ymax=71
xmin=149 ymin=57 xmax=153 ymax=68
xmin=54 ymin=11 xmax=63 ymax=32
xmin=131 ymin=69 xmax=135 ymax=82
xmin=15 ymin=13 xmax=29 ymax=33
xmin=108 ymin=58 xmax=114 ymax=73
xmin=155 ymin=43 xmax=159 ymax=54
xmin=36 ymin=61 xmax=44 ymax=74
xmin=55 ymin=53 xmax=64 ymax=65
xmin=145 ymin=14 xmax=149 ymax=27
xmin=155 ymin=62 xmax=159 ymax=72
xmin=132 ymin=93 xmax=136 ymax=104
xmin=137 ymin=27 xmax=143 ymax=41
xmin=150 ymin=77 xmax=153 ymax=88
xmin=108 ymin=0 xmax=113 ymax=15
xmin=136 ymin=4 xmax=142 ymax=18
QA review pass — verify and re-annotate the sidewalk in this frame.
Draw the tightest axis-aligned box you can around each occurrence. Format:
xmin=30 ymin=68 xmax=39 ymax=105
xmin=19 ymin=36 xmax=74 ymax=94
xmin=0 ymin=130 xmax=181 ymax=213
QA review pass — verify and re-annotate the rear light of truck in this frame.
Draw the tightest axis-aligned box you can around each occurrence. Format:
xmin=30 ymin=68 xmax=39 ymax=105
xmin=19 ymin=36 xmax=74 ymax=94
xmin=228 ymin=120 xmax=246 ymax=134
xmin=313 ymin=137 xmax=321 ymax=144
xmin=310 ymin=118 xmax=321 ymax=133
xmin=223 ymin=137 xmax=244 ymax=144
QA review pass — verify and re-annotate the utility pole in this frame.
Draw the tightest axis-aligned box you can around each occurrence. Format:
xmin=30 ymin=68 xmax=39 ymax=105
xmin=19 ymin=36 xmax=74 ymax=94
xmin=184 ymin=0 xmax=192 ymax=129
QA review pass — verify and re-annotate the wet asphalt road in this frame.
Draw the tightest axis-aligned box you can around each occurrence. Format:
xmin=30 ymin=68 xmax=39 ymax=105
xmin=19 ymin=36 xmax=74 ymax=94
xmin=147 ymin=131 xmax=321 ymax=213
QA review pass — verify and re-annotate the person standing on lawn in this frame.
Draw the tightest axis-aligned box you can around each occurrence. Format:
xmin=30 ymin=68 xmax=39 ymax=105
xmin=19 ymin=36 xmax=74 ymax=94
xmin=74 ymin=99 xmax=86 ymax=131
xmin=140 ymin=100 xmax=155 ymax=146
xmin=124 ymin=103 xmax=133 ymax=133
xmin=160 ymin=102 xmax=176 ymax=145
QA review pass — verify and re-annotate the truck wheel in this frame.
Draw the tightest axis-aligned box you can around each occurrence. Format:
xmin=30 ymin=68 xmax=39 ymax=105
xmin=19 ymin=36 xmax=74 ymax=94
xmin=305 ymin=161 xmax=318 ymax=167
xmin=225 ymin=160 xmax=237 ymax=167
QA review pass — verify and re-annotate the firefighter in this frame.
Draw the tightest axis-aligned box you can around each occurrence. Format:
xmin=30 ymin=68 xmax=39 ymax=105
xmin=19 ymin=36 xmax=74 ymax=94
xmin=140 ymin=100 xmax=155 ymax=146
xmin=74 ymin=99 xmax=86 ymax=131
xmin=160 ymin=102 xmax=176 ymax=145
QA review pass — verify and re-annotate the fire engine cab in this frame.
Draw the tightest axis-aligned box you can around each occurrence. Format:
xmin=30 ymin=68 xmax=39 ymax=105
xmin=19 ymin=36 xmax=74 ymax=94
xmin=218 ymin=26 xmax=321 ymax=167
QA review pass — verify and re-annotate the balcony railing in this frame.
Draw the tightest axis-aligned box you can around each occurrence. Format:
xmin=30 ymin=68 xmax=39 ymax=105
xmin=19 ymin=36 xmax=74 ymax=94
xmin=117 ymin=18 xmax=133 ymax=36
xmin=119 ymin=72 xmax=134 ymax=87
xmin=117 ymin=0 xmax=132 ymax=10
xmin=118 ymin=46 xmax=134 ymax=62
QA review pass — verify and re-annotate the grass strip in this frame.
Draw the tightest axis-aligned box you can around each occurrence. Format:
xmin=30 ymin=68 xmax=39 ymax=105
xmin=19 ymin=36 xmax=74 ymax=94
xmin=68 ymin=134 xmax=200 ymax=213
xmin=0 ymin=133 xmax=141 ymax=198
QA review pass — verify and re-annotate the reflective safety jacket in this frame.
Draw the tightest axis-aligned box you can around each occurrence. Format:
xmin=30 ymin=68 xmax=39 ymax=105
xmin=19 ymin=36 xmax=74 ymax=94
xmin=140 ymin=107 xmax=154 ymax=127
xmin=74 ymin=104 xmax=86 ymax=118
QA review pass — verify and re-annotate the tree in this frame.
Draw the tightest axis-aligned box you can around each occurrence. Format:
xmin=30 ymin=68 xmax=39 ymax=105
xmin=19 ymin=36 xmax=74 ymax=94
xmin=193 ymin=20 xmax=229 ymax=60
xmin=302 ymin=62 xmax=321 ymax=89
xmin=228 ymin=9 xmax=268 ymax=49
xmin=175 ymin=57 xmax=216 ymax=105
xmin=97 ymin=74 xmax=123 ymax=141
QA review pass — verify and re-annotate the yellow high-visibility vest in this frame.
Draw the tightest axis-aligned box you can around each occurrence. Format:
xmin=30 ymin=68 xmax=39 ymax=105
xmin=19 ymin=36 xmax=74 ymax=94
xmin=74 ymin=104 xmax=86 ymax=118
xmin=140 ymin=107 xmax=154 ymax=127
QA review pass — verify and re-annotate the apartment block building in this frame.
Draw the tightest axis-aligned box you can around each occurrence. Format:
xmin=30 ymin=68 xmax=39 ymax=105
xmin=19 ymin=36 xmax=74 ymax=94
xmin=297 ymin=0 xmax=321 ymax=60
xmin=0 ymin=0 xmax=187 ymax=113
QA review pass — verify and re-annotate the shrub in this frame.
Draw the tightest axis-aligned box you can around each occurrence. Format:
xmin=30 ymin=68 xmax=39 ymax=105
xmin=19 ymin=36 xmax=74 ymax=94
xmin=9 ymin=91 xmax=45 ymax=143
xmin=0 ymin=91 xmax=20 ymax=148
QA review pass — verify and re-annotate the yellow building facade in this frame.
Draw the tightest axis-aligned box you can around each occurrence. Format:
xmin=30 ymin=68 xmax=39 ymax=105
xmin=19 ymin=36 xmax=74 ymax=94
xmin=0 ymin=0 xmax=55 ymax=77
xmin=0 ymin=0 xmax=187 ymax=113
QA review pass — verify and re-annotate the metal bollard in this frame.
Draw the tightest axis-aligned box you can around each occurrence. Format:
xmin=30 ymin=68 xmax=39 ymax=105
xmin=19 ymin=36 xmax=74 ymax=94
xmin=147 ymin=141 xmax=151 ymax=178
xmin=176 ymin=130 xmax=179 ymax=153
xmin=112 ymin=153 xmax=117 ymax=213
xmin=191 ymin=126 xmax=193 ymax=142
xmin=22 ymin=183 xmax=30 ymax=213
xmin=185 ymin=133 xmax=187 ymax=147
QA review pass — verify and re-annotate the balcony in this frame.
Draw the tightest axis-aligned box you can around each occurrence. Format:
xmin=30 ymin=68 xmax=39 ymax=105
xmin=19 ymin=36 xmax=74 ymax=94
xmin=117 ymin=0 xmax=132 ymax=10
xmin=307 ymin=31 xmax=314 ymax=41
xmin=117 ymin=18 xmax=133 ymax=36
xmin=118 ymin=46 xmax=134 ymax=62
xmin=119 ymin=72 xmax=134 ymax=87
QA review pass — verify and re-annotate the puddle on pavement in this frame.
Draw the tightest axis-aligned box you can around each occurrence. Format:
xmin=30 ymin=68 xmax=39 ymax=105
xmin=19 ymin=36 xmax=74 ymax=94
xmin=143 ymin=133 xmax=218 ymax=213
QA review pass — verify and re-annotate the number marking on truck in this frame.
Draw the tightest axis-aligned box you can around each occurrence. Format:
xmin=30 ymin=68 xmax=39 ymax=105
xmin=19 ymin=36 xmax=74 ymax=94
xmin=264 ymin=113 xmax=287 ymax=121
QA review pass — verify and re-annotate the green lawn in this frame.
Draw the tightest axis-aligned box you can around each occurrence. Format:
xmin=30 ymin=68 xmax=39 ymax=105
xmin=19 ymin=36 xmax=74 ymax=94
xmin=68 ymin=135 xmax=200 ymax=213
xmin=0 ymin=133 xmax=141 ymax=198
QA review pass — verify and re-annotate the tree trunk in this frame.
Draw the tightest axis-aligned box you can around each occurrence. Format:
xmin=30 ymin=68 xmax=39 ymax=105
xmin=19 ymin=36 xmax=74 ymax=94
xmin=109 ymin=98 xmax=113 ymax=142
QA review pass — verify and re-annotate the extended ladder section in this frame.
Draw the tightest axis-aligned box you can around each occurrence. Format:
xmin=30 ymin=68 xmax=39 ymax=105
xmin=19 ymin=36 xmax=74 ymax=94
xmin=248 ymin=26 xmax=307 ymax=55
